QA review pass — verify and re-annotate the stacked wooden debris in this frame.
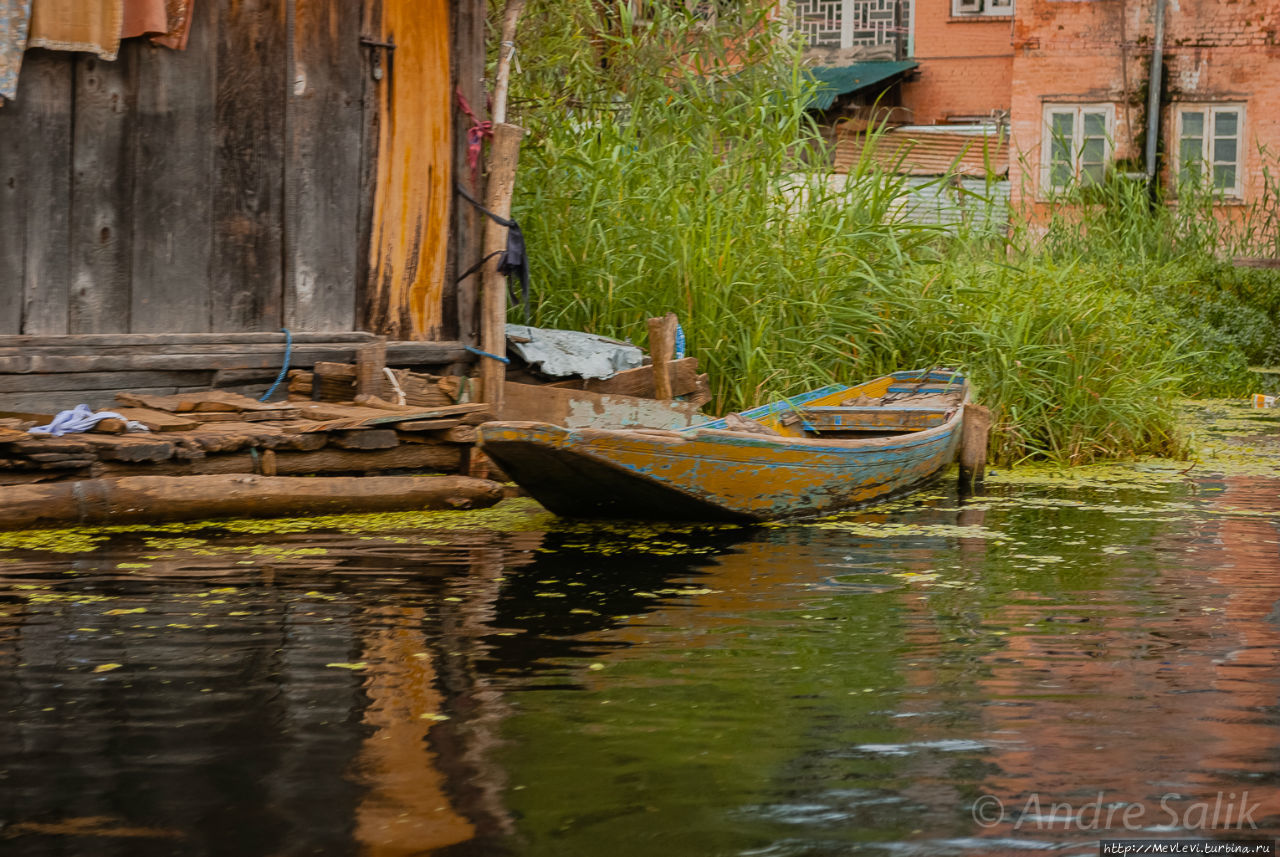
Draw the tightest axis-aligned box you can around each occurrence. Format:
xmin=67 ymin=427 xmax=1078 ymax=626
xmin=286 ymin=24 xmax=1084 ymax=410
xmin=0 ymin=387 xmax=493 ymax=487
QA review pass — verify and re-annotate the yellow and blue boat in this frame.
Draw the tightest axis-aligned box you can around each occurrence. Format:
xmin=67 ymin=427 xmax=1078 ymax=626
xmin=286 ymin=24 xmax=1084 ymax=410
xmin=479 ymin=369 xmax=969 ymax=521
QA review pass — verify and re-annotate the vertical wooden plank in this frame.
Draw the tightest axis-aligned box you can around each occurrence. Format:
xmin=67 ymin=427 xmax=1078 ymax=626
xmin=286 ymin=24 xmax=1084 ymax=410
xmin=69 ymin=46 xmax=138 ymax=333
xmin=364 ymin=0 xmax=452 ymax=341
xmin=129 ymin=0 xmax=217 ymax=333
xmin=285 ymin=0 xmax=363 ymax=332
xmin=451 ymin=0 xmax=486 ymax=346
xmin=356 ymin=0 xmax=383 ymax=334
xmin=0 ymin=51 xmax=74 ymax=335
xmin=211 ymin=0 xmax=286 ymax=332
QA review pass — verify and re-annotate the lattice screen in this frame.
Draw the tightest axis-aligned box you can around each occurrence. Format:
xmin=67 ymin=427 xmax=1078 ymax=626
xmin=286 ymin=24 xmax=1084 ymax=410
xmin=794 ymin=0 xmax=846 ymax=47
xmin=794 ymin=0 xmax=907 ymax=50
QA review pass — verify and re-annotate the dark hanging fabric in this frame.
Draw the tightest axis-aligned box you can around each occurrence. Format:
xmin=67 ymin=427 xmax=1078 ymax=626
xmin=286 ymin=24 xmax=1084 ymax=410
xmin=455 ymin=182 xmax=531 ymax=326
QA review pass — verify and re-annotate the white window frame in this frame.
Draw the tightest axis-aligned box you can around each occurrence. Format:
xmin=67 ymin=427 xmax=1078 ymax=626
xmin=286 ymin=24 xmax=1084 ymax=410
xmin=1040 ymin=103 xmax=1115 ymax=194
xmin=1174 ymin=103 xmax=1245 ymax=200
xmin=952 ymin=0 xmax=1014 ymax=17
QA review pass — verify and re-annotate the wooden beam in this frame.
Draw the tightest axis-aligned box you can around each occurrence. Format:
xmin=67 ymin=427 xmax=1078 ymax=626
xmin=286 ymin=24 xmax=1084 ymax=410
xmin=0 ymin=342 xmax=473 ymax=374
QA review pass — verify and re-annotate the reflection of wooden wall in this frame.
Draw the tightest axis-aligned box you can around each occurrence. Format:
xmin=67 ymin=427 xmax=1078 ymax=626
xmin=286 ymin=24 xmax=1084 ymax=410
xmin=0 ymin=0 xmax=467 ymax=340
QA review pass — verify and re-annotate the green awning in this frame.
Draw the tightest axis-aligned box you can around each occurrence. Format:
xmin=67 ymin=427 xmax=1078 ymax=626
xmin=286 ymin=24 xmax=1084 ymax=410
xmin=807 ymin=61 xmax=919 ymax=111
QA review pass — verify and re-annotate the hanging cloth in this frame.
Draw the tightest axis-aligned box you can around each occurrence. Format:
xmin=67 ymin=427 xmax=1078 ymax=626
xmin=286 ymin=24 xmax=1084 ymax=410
xmin=121 ymin=0 xmax=166 ymax=38
xmin=149 ymin=0 xmax=192 ymax=50
xmin=454 ymin=182 xmax=532 ymax=326
xmin=0 ymin=0 xmax=31 ymax=101
xmin=27 ymin=0 xmax=123 ymax=60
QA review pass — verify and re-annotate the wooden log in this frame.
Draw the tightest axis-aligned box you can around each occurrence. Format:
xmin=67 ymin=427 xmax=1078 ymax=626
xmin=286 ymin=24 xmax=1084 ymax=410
xmin=479 ymin=122 xmax=524 ymax=409
xmin=959 ymin=403 xmax=992 ymax=493
xmin=0 ymin=474 xmax=505 ymax=529
xmin=646 ymin=312 xmax=679 ymax=401
xmin=96 ymin=443 xmax=463 ymax=477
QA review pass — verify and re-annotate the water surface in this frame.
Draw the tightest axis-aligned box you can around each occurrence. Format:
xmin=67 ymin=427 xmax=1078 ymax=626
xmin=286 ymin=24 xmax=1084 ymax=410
xmin=2 ymin=402 xmax=1279 ymax=856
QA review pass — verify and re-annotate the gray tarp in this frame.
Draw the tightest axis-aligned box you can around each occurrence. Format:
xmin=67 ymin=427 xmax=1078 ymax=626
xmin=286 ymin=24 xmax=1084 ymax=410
xmin=506 ymin=324 xmax=643 ymax=380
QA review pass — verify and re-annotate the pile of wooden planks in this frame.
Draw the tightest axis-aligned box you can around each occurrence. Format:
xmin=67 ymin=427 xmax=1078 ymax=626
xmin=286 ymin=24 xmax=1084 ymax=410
xmin=0 ymin=389 xmax=494 ymax=487
xmin=0 ymin=333 xmax=472 ymax=413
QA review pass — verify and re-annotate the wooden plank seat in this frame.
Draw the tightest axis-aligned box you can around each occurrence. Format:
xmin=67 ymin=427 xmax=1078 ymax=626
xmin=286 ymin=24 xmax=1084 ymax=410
xmin=783 ymin=406 xmax=952 ymax=433
xmin=885 ymin=382 xmax=967 ymax=395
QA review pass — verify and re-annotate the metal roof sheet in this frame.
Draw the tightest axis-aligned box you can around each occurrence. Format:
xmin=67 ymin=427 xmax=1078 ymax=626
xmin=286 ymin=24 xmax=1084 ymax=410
xmin=834 ymin=126 xmax=1009 ymax=177
xmin=807 ymin=61 xmax=919 ymax=111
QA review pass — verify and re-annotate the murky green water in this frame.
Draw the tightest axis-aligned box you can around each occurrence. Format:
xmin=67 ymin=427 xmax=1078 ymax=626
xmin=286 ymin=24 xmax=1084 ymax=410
xmin=2 ymin=402 xmax=1280 ymax=856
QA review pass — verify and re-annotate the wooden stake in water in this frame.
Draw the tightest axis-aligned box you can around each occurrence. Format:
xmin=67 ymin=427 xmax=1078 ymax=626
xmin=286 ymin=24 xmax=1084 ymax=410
xmin=959 ymin=403 xmax=991 ymax=492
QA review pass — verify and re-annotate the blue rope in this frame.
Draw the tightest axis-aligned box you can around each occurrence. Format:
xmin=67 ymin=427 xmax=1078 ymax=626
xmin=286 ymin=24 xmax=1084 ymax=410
xmin=464 ymin=344 xmax=510 ymax=364
xmin=259 ymin=328 xmax=293 ymax=402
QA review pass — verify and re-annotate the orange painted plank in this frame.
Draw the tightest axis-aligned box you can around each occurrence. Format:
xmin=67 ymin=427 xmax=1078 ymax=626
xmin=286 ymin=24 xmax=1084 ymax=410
xmin=366 ymin=0 xmax=453 ymax=340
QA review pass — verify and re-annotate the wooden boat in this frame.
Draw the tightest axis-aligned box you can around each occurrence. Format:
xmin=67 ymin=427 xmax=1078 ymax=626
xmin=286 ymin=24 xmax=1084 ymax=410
xmin=479 ymin=369 xmax=970 ymax=522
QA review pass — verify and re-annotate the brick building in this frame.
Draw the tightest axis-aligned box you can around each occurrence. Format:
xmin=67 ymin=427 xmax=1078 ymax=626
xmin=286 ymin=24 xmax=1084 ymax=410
xmin=801 ymin=0 xmax=1280 ymax=213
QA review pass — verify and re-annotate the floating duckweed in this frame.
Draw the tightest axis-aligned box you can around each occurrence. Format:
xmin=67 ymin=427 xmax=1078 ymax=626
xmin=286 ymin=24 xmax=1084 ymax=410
xmin=810 ymin=521 xmax=1004 ymax=540
xmin=0 ymin=529 xmax=108 ymax=554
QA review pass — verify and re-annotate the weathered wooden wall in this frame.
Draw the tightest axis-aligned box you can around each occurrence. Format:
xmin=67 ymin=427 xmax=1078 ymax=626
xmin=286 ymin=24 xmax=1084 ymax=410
xmin=0 ymin=0 xmax=467 ymax=340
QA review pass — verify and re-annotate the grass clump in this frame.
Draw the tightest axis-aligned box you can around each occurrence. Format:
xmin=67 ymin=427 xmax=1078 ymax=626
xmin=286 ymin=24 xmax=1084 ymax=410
xmin=501 ymin=0 xmax=1275 ymax=465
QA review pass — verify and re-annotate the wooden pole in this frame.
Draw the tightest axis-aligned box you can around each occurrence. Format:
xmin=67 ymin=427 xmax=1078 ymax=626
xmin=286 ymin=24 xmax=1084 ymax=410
xmin=477 ymin=0 xmax=527 ymax=410
xmin=479 ymin=123 xmax=523 ymax=408
xmin=646 ymin=313 xmax=679 ymax=401
xmin=491 ymin=0 xmax=526 ymax=126
xmin=958 ymin=403 xmax=991 ymax=493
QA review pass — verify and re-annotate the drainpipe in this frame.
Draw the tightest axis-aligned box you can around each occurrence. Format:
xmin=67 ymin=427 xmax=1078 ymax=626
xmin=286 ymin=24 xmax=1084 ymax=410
xmin=1144 ymin=0 xmax=1167 ymax=182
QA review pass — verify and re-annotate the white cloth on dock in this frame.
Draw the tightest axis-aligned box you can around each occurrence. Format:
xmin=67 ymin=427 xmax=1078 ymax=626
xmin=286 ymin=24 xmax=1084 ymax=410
xmin=28 ymin=404 xmax=149 ymax=436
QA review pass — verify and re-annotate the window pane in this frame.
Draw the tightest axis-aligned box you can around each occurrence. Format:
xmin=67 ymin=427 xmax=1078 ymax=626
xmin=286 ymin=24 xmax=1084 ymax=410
xmin=1081 ymin=162 xmax=1105 ymax=186
xmin=1051 ymin=112 xmax=1074 ymax=137
xmin=1082 ymin=111 xmax=1107 ymax=137
xmin=1049 ymin=162 xmax=1073 ymax=188
xmin=1081 ymin=137 xmax=1105 ymax=163
xmin=1213 ymin=164 xmax=1236 ymax=190
xmin=1214 ymin=137 xmax=1237 ymax=165
xmin=1214 ymin=110 xmax=1238 ymax=137
xmin=1050 ymin=131 xmax=1072 ymax=166
xmin=1181 ymin=111 xmax=1204 ymax=137
xmin=1179 ymin=137 xmax=1203 ymax=183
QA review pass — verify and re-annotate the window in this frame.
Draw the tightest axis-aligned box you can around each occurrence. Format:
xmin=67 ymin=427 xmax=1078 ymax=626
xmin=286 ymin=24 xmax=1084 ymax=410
xmin=1176 ymin=104 xmax=1244 ymax=198
xmin=1041 ymin=103 xmax=1114 ymax=192
xmin=952 ymin=0 xmax=1013 ymax=17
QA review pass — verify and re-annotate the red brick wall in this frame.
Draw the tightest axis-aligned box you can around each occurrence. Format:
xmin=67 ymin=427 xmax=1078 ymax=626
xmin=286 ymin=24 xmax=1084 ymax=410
xmin=901 ymin=0 xmax=1014 ymax=124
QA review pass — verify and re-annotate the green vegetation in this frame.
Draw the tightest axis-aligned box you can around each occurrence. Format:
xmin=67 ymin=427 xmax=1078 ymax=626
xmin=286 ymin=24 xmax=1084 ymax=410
xmin=503 ymin=1 xmax=1280 ymax=465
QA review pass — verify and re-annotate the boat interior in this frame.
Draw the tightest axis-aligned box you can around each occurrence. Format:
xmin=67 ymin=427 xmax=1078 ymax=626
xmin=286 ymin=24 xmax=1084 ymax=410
xmin=696 ymin=371 xmax=967 ymax=440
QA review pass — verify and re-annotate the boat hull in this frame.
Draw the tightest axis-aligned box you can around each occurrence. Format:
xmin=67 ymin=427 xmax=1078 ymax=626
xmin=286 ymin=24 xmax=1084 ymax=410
xmin=480 ymin=402 xmax=965 ymax=521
